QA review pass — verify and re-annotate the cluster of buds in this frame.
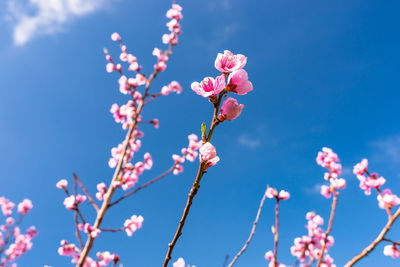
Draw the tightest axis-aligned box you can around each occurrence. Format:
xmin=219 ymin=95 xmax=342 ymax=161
xmin=265 ymin=187 xmax=290 ymax=200
xmin=123 ymin=215 xmax=144 ymax=237
xmin=290 ymin=212 xmax=336 ymax=267
xmin=353 ymin=159 xmax=400 ymax=210
xmin=163 ymin=4 xmax=183 ymax=46
xmin=316 ymin=147 xmax=346 ymax=199
xmin=0 ymin=197 xmax=37 ymax=266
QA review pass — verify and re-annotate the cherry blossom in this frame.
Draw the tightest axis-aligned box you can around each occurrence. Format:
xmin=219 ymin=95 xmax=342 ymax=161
xmin=124 ymin=215 xmax=144 ymax=237
xmin=191 ymin=75 xmax=226 ymax=98
xmin=228 ymin=69 xmax=253 ymax=95
xmin=215 ymin=50 xmax=247 ymax=73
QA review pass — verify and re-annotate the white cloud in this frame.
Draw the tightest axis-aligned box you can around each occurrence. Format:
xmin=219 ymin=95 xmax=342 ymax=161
xmin=238 ymin=134 xmax=261 ymax=149
xmin=370 ymin=134 xmax=400 ymax=163
xmin=7 ymin=0 xmax=104 ymax=46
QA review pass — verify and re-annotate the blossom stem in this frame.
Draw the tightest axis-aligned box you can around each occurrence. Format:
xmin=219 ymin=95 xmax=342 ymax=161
xmin=344 ymin=206 xmax=400 ymax=267
xmin=163 ymin=162 xmax=206 ymax=267
xmin=317 ymin=190 xmax=338 ymax=267
xmin=273 ymin=198 xmax=280 ymax=267
xmin=163 ymin=91 xmax=224 ymax=266
xmin=227 ymin=187 xmax=268 ymax=267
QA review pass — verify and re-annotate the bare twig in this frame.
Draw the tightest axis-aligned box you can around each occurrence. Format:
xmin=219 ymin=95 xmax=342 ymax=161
xmin=227 ymin=187 xmax=268 ymax=267
xmin=108 ymin=163 xmax=177 ymax=208
xmin=73 ymin=173 xmax=100 ymax=212
xmin=100 ymin=227 xmax=124 ymax=233
xmin=317 ymin=190 xmax=338 ymax=267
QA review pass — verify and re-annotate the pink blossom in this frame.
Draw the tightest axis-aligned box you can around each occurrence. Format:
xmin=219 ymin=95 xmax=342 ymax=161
xmin=161 ymin=81 xmax=183 ymax=95
xmin=150 ymin=119 xmax=159 ymax=128
xmin=353 ymin=159 xmax=368 ymax=176
xmin=106 ymin=63 xmax=114 ymax=73
xmin=17 ymin=199 xmax=32 ymax=215
xmin=191 ymin=75 xmax=226 ymax=97
xmin=228 ymin=69 xmax=253 ymax=95
xmin=199 ymin=142 xmax=220 ymax=168
xmin=264 ymin=251 xmax=274 ymax=261
xmin=266 ymin=187 xmax=277 ymax=199
xmin=377 ymin=189 xmax=400 ymax=210
xmin=56 ymin=179 xmax=68 ymax=189
xmin=278 ymin=190 xmax=290 ymax=200
xmin=97 ymin=251 xmax=119 ymax=265
xmin=218 ymin=97 xmax=244 ymax=121
xmin=320 ymin=185 xmax=332 ymax=199
xmin=124 ymin=215 xmax=144 ymax=237
xmin=111 ymin=32 xmax=121 ymax=41
xmin=384 ymin=244 xmax=400 ymax=258
xmin=96 ymin=183 xmax=107 ymax=201
xmin=173 ymin=258 xmax=185 ymax=267
xmin=144 ymin=152 xmax=153 ymax=170
xmin=63 ymin=196 xmax=75 ymax=210
xmin=215 ymin=50 xmax=247 ymax=73
xmin=330 ymin=178 xmax=346 ymax=189
xmin=0 ymin=197 xmax=15 ymax=216
xmin=84 ymin=223 xmax=101 ymax=238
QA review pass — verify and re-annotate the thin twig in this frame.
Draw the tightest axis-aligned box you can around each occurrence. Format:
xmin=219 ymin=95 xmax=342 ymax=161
xmin=383 ymin=238 xmax=400 ymax=245
xmin=222 ymin=255 xmax=229 ymax=267
xmin=163 ymin=92 xmax=225 ymax=267
xmin=73 ymin=173 xmax=100 ymax=212
xmin=227 ymin=187 xmax=268 ymax=267
xmin=108 ymin=163 xmax=177 ymax=208
xmin=100 ymin=227 xmax=124 ymax=232
xmin=73 ymin=178 xmax=84 ymax=248
xmin=344 ymin=206 xmax=400 ymax=267
xmin=273 ymin=198 xmax=280 ymax=267
xmin=317 ymin=190 xmax=338 ymax=267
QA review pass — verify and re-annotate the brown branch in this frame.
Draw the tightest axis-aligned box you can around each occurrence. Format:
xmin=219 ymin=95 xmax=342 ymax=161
xmin=76 ymin=43 xmax=175 ymax=267
xmin=227 ymin=187 xmax=268 ymax=267
xmin=73 ymin=173 xmax=100 ymax=212
xmin=317 ymin=190 xmax=338 ymax=267
xmin=344 ymin=206 xmax=400 ymax=267
xmin=108 ymin=163 xmax=177 ymax=208
xmin=163 ymin=163 xmax=206 ymax=267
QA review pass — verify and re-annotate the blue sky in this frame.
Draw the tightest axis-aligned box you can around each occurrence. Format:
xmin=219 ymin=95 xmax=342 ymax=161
xmin=1 ymin=0 xmax=400 ymax=266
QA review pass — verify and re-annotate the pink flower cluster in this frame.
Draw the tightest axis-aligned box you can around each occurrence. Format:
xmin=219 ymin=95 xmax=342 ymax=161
xmin=191 ymin=50 xmax=253 ymax=123
xmin=161 ymin=81 xmax=183 ymax=96
xmin=124 ymin=215 xmax=144 ymax=237
xmin=199 ymin=142 xmax=220 ymax=169
xmin=290 ymin=212 xmax=336 ymax=267
xmin=163 ymin=4 xmax=183 ymax=46
xmin=62 ymin=194 xmax=87 ymax=210
xmin=58 ymin=240 xmax=120 ymax=266
xmin=316 ymin=147 xmax=346 ymax=199
xmin=0 ymin=197 xmax=37 ymax=266
xmin=265 ymin=187 xmax=290 ymax=200
xmin=353 ymin=159 xmax=400 ymax=210
xmin=84 ymin=223 xmax=101 ymax=238
xmin=172 ymin=134 xmax=202 ymax=175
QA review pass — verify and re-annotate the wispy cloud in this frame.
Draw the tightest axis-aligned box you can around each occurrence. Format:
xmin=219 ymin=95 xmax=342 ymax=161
xmin=238 ymin=133 xmax=261 ymax=149
xmin=7 ymin=0 xmax=104 ymax=46
xmin=370 ymin=134 xmax=400 ymax=163
xmin=303 ymin=183 xmax=322 ymax=195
